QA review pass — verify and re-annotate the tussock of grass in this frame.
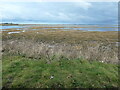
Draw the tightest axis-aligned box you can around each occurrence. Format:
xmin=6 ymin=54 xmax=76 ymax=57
xmin=2 ymin=55 xmax=119 ymax=88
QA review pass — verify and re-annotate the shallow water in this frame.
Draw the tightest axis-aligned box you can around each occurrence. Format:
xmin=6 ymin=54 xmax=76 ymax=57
xmin=32 ymin=27 xmax=118 ymax=31
xmin=8 ymin=31 xmax=21 ymax=34
xmin=0 ymin=26 xmax=25 ymax=29
xmin=0 ymin=24 xmax=119 ymax=31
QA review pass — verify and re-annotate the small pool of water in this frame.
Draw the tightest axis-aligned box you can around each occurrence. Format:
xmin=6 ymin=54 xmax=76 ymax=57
xmin=0 ymin=26 xmax=25 ymax=29
xmin=8 ymin=31 xmax=21 ymax=34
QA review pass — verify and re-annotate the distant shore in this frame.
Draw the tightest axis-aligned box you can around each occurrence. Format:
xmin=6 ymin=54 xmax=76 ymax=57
xmin=0 ymin=23 xmax=21 ymax=26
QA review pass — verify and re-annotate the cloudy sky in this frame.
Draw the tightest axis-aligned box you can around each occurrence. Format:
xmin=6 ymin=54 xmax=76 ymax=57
xmin=0 ymin=1 xmax=118 ymax=24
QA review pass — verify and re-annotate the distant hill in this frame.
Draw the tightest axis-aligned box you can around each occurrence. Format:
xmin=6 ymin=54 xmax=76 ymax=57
xmin=1 ymin=23 xmax=19 ymax=26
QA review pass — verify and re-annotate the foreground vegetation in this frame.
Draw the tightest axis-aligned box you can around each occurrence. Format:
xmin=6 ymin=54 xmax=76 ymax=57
xmin=2 ymin=55 xmax=119 ymax=88
xmin=2 ymin=24 xmax=119 ymax=88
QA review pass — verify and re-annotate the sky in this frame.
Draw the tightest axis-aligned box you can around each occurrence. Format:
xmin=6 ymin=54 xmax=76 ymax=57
xmin=0 ymin=1 xmax=118 ymax=24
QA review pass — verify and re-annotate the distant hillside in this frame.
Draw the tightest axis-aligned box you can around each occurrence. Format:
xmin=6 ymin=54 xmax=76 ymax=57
xmin=1 ymin=23 xmax=19 ymax=26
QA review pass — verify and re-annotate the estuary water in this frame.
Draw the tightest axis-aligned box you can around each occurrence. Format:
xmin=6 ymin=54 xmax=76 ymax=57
xmin=0 ymin=24 xmax=119 ymax=31
xmin=0 ymin=26 xmax=25 ymax=29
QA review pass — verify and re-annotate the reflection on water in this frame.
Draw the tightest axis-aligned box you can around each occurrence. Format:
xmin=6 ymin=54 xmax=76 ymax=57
xmin=31 ymin=27 xmax=118 ymax=31
xmin=0 ymin=26 xmax=25 ymax=29
xmin=0 ymin=24 xmax=118 ymax=31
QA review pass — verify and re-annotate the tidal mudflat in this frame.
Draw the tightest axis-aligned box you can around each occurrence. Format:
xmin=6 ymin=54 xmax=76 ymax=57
xmin=2 ymin=24 xmax=119 ymax=88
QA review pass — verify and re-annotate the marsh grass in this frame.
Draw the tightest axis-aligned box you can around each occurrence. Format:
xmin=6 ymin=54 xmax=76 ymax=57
xmin=2 ymin=39 xmax=118 ymax=64
xmin=3 ymin=28 xmax=118 ymax=43
xmin=2 ymin=28 xmax=118 ymax=64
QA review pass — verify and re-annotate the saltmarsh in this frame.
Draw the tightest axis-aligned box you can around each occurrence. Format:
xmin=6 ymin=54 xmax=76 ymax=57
xmin=2 ymin=27 xmax=118 ymax=63
xmin=2 ymin=25 xmax=119 ymax=88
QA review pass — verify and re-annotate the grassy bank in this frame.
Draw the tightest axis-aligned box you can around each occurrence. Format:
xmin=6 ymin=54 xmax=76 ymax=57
xmin=2 ymin=55 xmax=119 ymax=88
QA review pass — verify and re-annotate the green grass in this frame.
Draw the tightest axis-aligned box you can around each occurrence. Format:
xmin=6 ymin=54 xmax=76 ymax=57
xmin=2 ymin=55 xmax=119 ymax=88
